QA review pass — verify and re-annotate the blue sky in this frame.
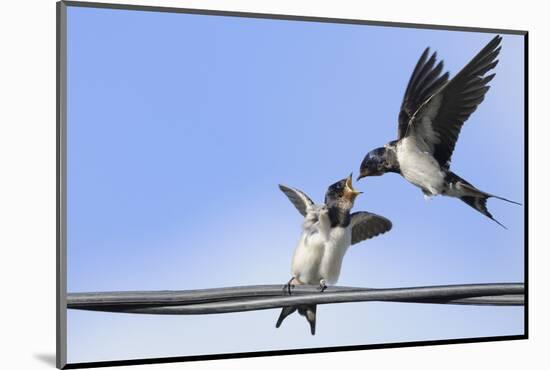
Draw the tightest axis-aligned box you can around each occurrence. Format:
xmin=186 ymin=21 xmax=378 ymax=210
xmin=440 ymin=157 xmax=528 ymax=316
xmin=65 ymin=5 xmax=524 ymax=364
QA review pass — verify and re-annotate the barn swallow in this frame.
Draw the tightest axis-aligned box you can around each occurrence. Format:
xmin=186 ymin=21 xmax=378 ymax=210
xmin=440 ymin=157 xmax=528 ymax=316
xmin=357 ymin=35 xmax=520 ymax=228
xmin=276 ymin=175 xmax=392 ymax=334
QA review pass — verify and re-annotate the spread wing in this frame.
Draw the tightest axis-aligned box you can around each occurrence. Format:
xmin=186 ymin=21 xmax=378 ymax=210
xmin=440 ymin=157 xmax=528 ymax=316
xmin=405 ymin=35 xmax=502 ymax=168
xmin=398 ymin=47 xmax=449 ymax=139
xmin=279 ymin=184 xmax=314 ymax=217
xmin=350 ymin=212 xmax=392 ymax=245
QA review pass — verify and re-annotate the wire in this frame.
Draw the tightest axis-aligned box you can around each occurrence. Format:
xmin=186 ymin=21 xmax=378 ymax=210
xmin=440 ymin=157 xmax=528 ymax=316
xmin=67 ymin=283 xmax=524 ymax=315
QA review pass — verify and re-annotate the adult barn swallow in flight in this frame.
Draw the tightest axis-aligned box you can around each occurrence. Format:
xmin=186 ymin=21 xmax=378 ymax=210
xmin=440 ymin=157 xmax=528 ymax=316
xmin=357 ymin=35 xmax=520 ymax=227
xmin=276 ymin=175 xmax=392 ymax=334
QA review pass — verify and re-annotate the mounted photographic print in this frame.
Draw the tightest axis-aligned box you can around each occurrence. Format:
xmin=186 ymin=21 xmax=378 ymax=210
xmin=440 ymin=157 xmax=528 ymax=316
xmin=57 ymin=1 xmax=527 ymax=368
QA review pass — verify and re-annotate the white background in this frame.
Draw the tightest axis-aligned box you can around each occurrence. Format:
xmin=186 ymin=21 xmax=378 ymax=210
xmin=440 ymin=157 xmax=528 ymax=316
xmin=0 ymin=0 xmax=545 ymax=369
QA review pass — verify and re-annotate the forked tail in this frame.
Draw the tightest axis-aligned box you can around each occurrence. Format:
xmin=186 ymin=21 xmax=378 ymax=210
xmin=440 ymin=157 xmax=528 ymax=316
xmin=460 ymin=195 xmax=508 ymax=228
xmin=275 ymin=305 xmax=317 ymax=335
xmin=459 ymin=184 xmax=521 ymax=229
xmin=446 ymin=171 xmax=521 ymax=229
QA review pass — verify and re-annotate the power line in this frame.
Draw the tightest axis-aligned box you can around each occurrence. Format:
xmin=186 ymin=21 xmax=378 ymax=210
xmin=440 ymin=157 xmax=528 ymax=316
xmin=67 ymin=283 xmax=524 ymax=315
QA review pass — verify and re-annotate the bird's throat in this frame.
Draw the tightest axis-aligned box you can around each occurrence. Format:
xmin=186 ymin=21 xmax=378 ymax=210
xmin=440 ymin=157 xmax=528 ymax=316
xmin=328 ymin=206 xmax=351 ymax=228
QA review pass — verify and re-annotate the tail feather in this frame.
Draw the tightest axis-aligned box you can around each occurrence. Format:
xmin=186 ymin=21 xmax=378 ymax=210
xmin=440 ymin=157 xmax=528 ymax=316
xmin=445 ymin=171 xmax=520 ymax=228
xmin=275 ymin=305 xmax=317 ymax=335
xmin=487 ymin=193 xmax=522 ymax=206
xmin=298 ymin=305 xmax=317 ymax=335
xmin=459 ymin=181 xmax=522 ymax=206
xmin=275 ymin=306 xmax=296 ymax=328
xmin=460 ymin=195 xmax=507 ymax=229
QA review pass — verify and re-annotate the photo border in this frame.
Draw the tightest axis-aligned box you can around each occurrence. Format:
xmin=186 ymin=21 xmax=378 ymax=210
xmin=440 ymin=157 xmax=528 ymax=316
xmin=56 ymin=1 xmax=529 ymax=368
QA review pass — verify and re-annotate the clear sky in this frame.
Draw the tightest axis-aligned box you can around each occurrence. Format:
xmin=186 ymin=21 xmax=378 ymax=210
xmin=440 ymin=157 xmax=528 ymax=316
xmin=65 ymin=5 xmax=525 ymax=364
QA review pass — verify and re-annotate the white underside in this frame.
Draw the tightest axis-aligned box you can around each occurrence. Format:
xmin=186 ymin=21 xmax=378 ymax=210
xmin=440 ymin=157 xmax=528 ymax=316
xmin=291 ymin=211 xmax=351 ymax=285
xmin=396 ymin=137 xmax=446 ymax=196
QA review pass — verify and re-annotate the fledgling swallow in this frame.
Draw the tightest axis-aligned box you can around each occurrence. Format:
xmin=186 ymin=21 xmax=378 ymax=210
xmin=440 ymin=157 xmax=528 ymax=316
xmin=357 ymin=35 xmax=520 ymax=228
xmin=276 ymin=175 xmax=392 ymax=334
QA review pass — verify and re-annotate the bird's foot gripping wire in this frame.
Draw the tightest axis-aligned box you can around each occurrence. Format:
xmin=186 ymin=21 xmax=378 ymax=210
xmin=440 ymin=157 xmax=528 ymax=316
xmin=283 ymin=277 xmax=297 ymax=295
xmin=318 ymin=279 xmax=327 ymax=292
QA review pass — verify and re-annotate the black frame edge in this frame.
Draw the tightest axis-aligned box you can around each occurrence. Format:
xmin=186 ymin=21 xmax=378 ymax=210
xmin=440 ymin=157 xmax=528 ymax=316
xmin=63 ymin=335 xmax=527 ymax=369
xmin=523 ymin=32 xmax=529 ymax=338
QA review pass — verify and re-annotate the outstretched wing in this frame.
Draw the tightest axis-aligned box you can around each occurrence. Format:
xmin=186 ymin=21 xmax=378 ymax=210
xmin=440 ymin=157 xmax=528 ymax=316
xmin=350 ymin=212 xmax=392 ymax=245
xmin=398 ymin=48 xmax=449 ymax=139
xmin=405 ymin=35 xmax=502 ymax=168
xmin=279 ymin=184 xmax=314 ymax=217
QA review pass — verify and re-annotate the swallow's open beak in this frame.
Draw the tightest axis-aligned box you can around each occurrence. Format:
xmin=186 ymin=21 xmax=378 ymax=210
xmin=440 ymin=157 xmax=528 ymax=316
xmin=344 ymin=173 xmax=362 ymax=201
